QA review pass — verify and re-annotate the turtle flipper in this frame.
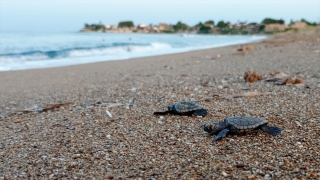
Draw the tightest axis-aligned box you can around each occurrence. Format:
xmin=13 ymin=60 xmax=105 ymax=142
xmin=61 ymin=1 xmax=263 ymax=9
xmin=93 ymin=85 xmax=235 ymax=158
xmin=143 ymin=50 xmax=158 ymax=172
xmin=261 ymin=125 xmax=281 ymax=136
xmin=212 ymin=129 xmax=229 ymax=141
xmin=193 ymin=109 xmax=208 ymax=117
xmin=153 ymin=111 xmax=170 ymax=115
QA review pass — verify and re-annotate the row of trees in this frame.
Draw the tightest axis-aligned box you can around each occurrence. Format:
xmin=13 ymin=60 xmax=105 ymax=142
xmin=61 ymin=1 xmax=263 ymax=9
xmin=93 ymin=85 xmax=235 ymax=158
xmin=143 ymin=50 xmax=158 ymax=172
xmin=84 ymin=23 xmax=105 ymax=30
xmin=84 ymin=21 xmax=135 ymax=30
xmin=169 ymin=18 xmax=318 ymax=34
xmin=84 ymin=18 xmax=318 ymax=34
xmin=300 ymin=19 xmax=318 ymax=26
xmin=261 ymin=18 xmax=285 ymax=24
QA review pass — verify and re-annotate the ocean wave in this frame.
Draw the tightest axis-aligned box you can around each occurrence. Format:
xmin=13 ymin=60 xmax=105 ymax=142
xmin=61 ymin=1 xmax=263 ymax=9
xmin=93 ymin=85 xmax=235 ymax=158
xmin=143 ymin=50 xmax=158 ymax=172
xmin=0 ymin=32 xmax=267 ymax=71
xmin=0 ymin=42 xmax=171 ymax=62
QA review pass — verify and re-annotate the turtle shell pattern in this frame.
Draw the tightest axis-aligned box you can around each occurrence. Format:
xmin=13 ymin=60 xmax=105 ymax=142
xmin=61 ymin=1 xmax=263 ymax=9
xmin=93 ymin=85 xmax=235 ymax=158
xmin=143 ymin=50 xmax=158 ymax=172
xmin=226 ymin=116 xmax=268 ymax=132
xmin=174 ymin=101 xmax=203 ymax=113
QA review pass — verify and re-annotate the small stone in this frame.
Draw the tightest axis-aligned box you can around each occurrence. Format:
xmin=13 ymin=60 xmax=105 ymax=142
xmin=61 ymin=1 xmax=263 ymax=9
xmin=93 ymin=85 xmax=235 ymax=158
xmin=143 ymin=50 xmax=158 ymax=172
xmin=295 ymin=121 xmax=302 ymax=127
xmin=236 ymin=162 xmax=245 ymax=168
xmin=221 ymin=79 xmax=228 ymax=84
xmin=225 ymin=166 xmax=233 ymax=171
xmin=73 ymin=154 xmax=81 ymax=159
xmin=256 ymin=169 xmax=265 ymax=175
xmin=221 ymin=171 xmax=228 ymax=177
xmin=264 ymin=174 xmax=271 ymax=180
xmin=306 ymin=173 xmax=312 ymax=178
xmin=14 ymin=119 xmax=21 ymax=123
xmin=247 ymin=175 xmax=255 ymax=180
xmin=67 ymin=125 xmax=75 ymax=130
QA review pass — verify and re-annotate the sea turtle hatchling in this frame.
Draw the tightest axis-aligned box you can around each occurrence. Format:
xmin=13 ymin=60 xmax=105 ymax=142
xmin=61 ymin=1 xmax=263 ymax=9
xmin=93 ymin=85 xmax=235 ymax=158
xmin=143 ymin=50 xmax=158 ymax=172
xmin=203 ymin=116 xmax=281 ymax=141
xmin=154 ymin=101 xmax=207 ymax=117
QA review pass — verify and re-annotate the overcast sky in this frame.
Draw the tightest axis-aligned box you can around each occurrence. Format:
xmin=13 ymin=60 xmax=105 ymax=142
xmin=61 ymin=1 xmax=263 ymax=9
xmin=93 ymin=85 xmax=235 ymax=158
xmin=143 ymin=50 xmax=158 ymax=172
xmin=0 ymin=0 xmax=319 ymax=33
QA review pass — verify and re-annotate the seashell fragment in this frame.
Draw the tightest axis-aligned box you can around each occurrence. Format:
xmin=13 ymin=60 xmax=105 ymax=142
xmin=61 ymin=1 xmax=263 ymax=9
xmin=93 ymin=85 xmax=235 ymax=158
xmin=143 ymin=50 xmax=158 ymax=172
xmin=106 ymin=110 xmax=113 ymax=118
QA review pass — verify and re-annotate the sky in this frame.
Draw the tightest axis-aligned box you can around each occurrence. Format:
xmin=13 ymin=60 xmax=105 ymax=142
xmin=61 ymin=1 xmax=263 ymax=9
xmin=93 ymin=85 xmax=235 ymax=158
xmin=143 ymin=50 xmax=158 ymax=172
xmin=0 ymin=0 xmax=319 ymax=33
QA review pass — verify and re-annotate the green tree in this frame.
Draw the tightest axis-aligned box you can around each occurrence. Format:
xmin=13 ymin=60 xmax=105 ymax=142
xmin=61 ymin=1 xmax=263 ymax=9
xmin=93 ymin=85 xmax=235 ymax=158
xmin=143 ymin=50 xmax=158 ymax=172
xmin=216 ymin=21 xmax=229 ymax=29
xmin=84 ymin=23 xmax=105 ymax=30
xmin=195 ymin=22 xmax=204 ymax=27
xmin=173 ymin=21 xmax=189 ymax=31
xmin=261 ymin=18 xmax=285 ymax=24
xmin=118 ymin=21 xmax=134 ymax=28
xmin=94 ymin=24 xmax=105 ymax=30
xmin=258 ymin=25 xmax=265 ymax=31
xmin=205 ymin=20 xmax=214 ymax=26
xmin=278 ymin=19 xmax=285 ymax=24
xmin=301 ymin=19 xmax=317 ymax=26
xmin=198 ymin=26 xmax=211 ymax=34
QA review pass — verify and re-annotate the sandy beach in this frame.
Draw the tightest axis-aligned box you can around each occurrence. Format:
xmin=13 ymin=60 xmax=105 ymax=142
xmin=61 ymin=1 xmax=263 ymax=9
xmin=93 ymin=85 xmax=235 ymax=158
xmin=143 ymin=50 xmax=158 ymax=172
xmin=1 ymin=31 xmax=320 ymax=179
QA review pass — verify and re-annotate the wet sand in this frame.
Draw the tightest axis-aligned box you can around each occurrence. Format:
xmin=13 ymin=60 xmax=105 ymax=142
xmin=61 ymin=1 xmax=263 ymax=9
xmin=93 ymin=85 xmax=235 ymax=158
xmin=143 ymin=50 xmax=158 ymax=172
xmin=0 ymin=31 xmax=320 ymax=179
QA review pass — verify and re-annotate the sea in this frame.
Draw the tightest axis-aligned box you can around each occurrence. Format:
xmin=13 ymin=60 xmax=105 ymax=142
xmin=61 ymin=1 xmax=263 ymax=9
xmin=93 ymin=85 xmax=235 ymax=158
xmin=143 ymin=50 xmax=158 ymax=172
xmin=0 ymin=32 xmax=266 ymax=71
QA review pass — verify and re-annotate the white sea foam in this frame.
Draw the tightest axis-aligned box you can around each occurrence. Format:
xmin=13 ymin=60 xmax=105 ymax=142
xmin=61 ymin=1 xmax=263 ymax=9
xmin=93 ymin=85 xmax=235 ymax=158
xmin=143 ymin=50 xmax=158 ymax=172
xmin=180 ymin=34 xmax=197 ymax=38
xmin=0 ymin=66 xmax=11 ymax=71
xmin=67 ymin=42 xmax=171 ymax=58
xmin=0 ymin=54 xmax=50 ymax=62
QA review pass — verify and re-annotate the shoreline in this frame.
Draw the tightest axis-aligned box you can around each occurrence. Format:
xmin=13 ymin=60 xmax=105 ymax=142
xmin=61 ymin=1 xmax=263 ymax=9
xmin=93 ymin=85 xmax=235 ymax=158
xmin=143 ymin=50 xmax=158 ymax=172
xmin=0 ymin=31 xmax=319 ymax=179
xmin=0 ymin=34 xmax=267 ymax=72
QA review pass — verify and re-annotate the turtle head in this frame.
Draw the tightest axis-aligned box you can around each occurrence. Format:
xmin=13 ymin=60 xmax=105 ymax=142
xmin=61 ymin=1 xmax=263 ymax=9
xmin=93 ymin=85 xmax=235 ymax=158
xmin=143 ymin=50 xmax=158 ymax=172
xmin=168 ymin=104 xmax=175 ymax=111
xmin=203 ymin=122 xmax=220 ymax=134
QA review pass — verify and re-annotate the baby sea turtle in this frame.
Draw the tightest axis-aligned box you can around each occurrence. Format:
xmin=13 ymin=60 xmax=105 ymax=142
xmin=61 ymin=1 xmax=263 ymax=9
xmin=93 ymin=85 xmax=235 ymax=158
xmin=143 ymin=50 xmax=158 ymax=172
xmin=154 ymin=101 xmax=207 ymax=117
xmin=203 ymin=116 xmax=281 ymax=141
